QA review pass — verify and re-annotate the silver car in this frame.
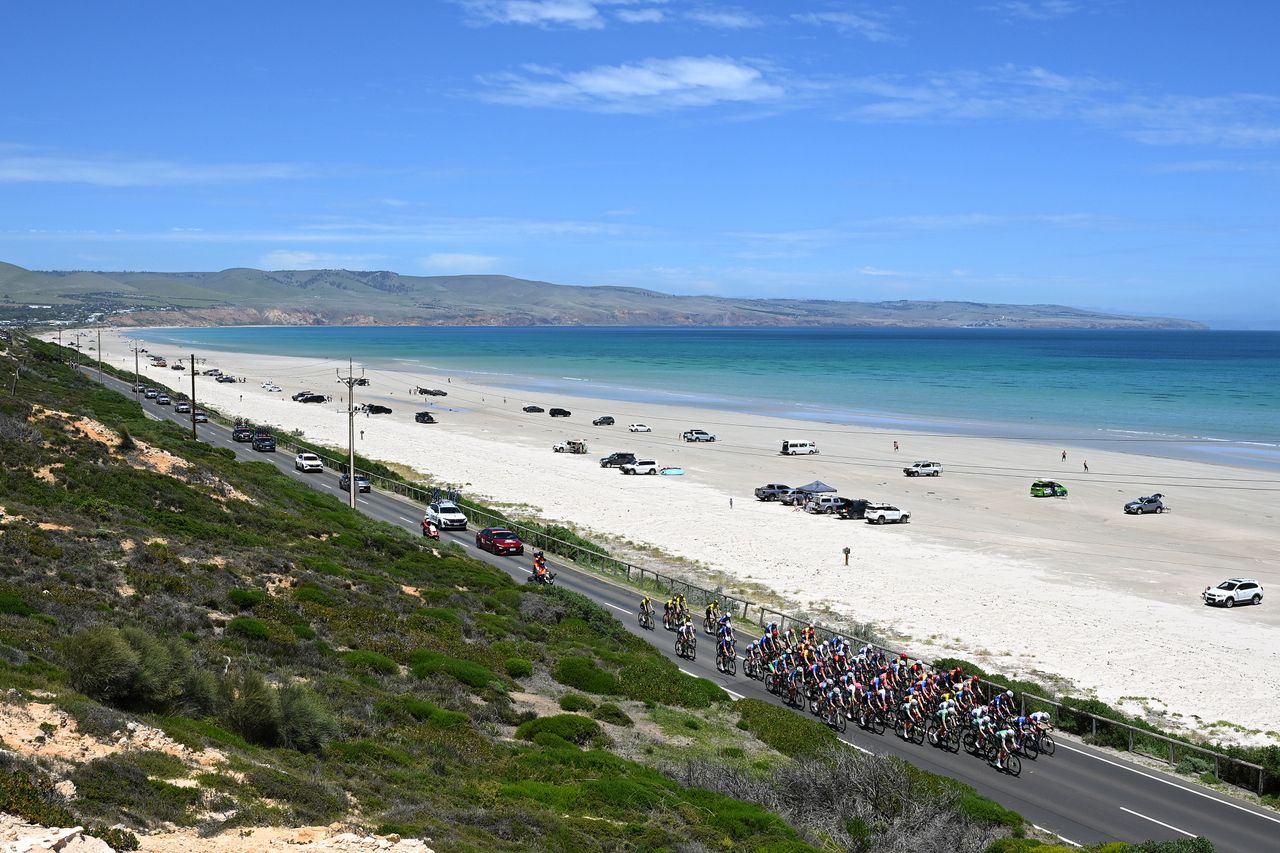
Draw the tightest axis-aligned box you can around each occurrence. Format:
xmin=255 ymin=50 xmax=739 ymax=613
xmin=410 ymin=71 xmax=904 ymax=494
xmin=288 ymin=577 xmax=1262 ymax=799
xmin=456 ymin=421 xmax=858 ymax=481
xmin=1124 ymin=493 xmax=1166 ymax=514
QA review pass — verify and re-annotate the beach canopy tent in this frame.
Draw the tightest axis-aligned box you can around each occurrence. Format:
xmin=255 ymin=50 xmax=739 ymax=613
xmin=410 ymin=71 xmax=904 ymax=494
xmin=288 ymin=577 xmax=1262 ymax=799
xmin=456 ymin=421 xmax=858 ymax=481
xmin=795 ymin=480 xmax=837 ymax=494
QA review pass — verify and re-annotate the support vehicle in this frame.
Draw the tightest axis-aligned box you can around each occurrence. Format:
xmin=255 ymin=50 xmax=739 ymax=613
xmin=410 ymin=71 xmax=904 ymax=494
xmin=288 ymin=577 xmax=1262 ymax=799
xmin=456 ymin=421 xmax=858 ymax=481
xmin=476 ymin=527 xmax=525 ymax=556
xmin=294 ymin=452 xmax=323 ymax=472
xmin=426 ymin=501 xmax=468 ymax=531
xmin=251 ymin=434 xmax=276 ymax=452
xmin=232 ymin=426 xmax=254 ymax=442
xmin=339 ymin=473 xmax=371 ymax=493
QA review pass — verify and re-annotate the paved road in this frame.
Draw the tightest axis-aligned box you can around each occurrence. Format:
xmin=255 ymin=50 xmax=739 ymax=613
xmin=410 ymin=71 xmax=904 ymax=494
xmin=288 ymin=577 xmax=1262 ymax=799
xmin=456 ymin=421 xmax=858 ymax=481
xmin=89 ymin=367 xmax=1280 ymax=852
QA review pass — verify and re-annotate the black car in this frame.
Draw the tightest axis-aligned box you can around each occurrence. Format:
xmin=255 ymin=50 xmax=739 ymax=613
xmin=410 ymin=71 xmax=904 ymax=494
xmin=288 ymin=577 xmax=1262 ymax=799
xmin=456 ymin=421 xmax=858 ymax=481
xmin=232 ymin=427 xmax=254 ymax=442
xmin=339 ymin=472 xmax=371 ymax=493
xmin=414 ymin=411 xmax=436 ymax=424
xmin=835 ymin=498 xmax=871 ymax=520
xmin=297 ymin=394 xmax=327 ymax=404
xmin=600 ymin=452 xmax=637 ymax=469
xmin=365 ymin=404 xmax=393 ymax=415
xmin=252 ymin=435 xmax=276 ymax=452
xmin=354 ymin=377 xmax=369 ymax=386
xmin=523 ymin=405 xmax=544 ymax=413
xmin=549 ymin=408 xmax=571 ymax=417
xmin=291 ymin=390 xmax=315 ymax=401
xmin=593 ymin=416 xmax=615 ymax=426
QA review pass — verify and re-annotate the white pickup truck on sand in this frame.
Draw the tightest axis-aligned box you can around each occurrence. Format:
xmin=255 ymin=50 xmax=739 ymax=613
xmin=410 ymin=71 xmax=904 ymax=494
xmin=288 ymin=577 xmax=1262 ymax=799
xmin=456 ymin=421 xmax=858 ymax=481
xmin=903 ymin=461 xmax=943 ymax=477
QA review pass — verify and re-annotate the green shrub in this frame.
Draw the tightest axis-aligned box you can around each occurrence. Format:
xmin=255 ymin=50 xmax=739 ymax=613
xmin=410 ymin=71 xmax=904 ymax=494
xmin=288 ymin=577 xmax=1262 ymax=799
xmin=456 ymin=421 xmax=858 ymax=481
xmin=89 ymin=827 xmax=139 ymax=851
xmin=619 ymin=655 xmax=726 ymax=708
xmin=226 ymin=616 xmax=270 ymax=641
xmin=552 ymin=655 xmax=620 ymax=695
xmin=72 ymin=756 xmax=200 ymax=825
xmin=344 ymin=650 xmax=398 ymax=676
xmin=957 ymin=791 xmax=1025 ymax=832
xmin=275 ymin=684 xmax=338 ymax=754
xmin=592 ymin=703 xmax=633 ymax=727
xmin=218 ymin=670 xmax=277 ymax=745
xmin=0 ymin=593 xmax=36 ymax=617
xmin=516 ymin=714 xmax=602 ymax=747
xmin=375 ymin=694 xmax=471 ymax=730
xmin=559 ymin=694 xmax=596 ymax=712
xmin=60 ymin=626 xmax=212 ymax=714
xmin=332 ymin=740 xmax=412 ymax=766
xmin=504 ymin=657 xmax=533 ymax=678
xmin=292 ymin=585 xmax=335 ymax=606
xmin=227 ymin=588 xmax=267 ymax=610
xmin=244 ymin=767 xmax=346 ymax=824
xmin=0 ymin=771 xmax=74 ymax=828
xmin=735 ymin=699 xmax=835 ymax=758
xmin=410 ymin=650 xmax=498 ymax=690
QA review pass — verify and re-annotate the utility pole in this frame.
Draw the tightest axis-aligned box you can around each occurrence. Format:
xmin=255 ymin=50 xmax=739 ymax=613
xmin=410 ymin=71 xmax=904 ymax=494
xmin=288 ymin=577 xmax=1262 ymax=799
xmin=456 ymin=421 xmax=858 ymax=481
xmin=70 ymin=331 xmax=89 ymax=363
xmin=336 ymin=358 xmax=364 ymax=510
xmin=131 ymin=341 xmax=141 ymax=399
xmin=189 ymin=353 xmax=201 ymax=440
xmin=96 ymin=324 xmax=102 ymax=375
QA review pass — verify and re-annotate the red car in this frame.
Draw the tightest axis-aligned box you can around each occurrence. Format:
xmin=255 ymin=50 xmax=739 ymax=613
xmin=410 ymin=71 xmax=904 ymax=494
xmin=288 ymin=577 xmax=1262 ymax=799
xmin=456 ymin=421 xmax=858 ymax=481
xmin=475 ymin=527 xmax=524 ymax=556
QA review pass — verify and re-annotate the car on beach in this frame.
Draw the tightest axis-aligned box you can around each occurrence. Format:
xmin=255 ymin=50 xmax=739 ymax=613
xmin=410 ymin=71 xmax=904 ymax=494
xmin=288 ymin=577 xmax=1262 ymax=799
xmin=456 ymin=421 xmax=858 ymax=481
xmin=297 ymin=394 xmax=328 ymax=404
xmin=232 ymin=426 xmax=255 ymax=442
xmin=292 ymin=390 xmax=316 ymax=401
xmin=1124 ymin=494 xmax=1166 ymax=514
xmin=202 ymin=369 xmax=222 ymax=376
xmin=593 ymin=416 xmax=615 ymax=426
xmin=1202 ymin=578 xmax=1263 ymax=608
xmin=682 ymin=429 xmax=717 ymax=442
xmin=620 ymin=459 xmax=659 ymax=475
xmin=600 ymin=452 xmax=637 ymax=468
xmin=414 ymin=411 xmax=437 ymax=424
xmin=1030 ymin=480 xmax=1068 ymax=497
xmin=144 ymin=388 xmax=158 ymax=398
xmin=804 ymin=495 xmax=844 ymax=514
xmin=295 ymin=452 xmax=323 ymax=473
xmin=339 ymin=472 xmax=371 ymax=493
xmin=523 ymin=405 xmax=545 ymax=413
xmin=864 ymin=503 xmax=910 ymax=524
xmin=156 ymin=394 xmax=170 ymax=405
xmin=264 ymin=384 xmax=282 ymax=392
xmin=628 ymin=423 xmax=651 ymax=433
xmin=174 ymin=401 xmax=191 ymax=413
xmin=475 ymin=527 xmax=524 ymax=556
xmin=193 ymin=412 xmax=209 ymax=423
xmin=549 ymin=408 xmax=571 ymax=417
xmin=903 ymin=461 xmax=943 ymax=477
xmin=251 ymin=434 xmax=276 ymax=452
xmin=216 ymin=375 xmax=237 ymax=383
xmin=365 ymin=404 xmax=392 ymax=415
xmin=426 ymin=501 xmax=468 ymax=531
xmin=835 ymin=498 xmax=871 ymax=520
xmin=170 ymin=363 xmax=184 ymax=371
xmin=754 ymin=483 xmax=792 ymax=501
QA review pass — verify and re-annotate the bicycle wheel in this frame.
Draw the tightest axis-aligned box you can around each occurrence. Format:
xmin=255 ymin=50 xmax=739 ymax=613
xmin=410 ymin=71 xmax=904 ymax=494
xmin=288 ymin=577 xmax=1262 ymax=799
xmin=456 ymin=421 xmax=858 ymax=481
xmin=727 ymin=657 xmax=737 ymax=677
xmin=765 ymin=673 xmax=777 ymax=694
xmin=1021 ymin=736 xmax=1039 ymax=760
xmin=912 ymin=723 xmax=926 ymax=745
xmin=689 ymin=638 xmax=696 ymax=661
xmin=1038 ymin=734 xmax=1056 ymax=756
xmin=871 ymin=713 xmax=886 ymax=736
xmin=927 ymin=722 xmax=940 ymax=746
xmin=963 ymin=732 xmax=977 ymax=755
xmin=1005 ymin=754 xmax=1022 ymax=777
xmin=947 ymin=728 xmax=962 ymax=753
xmin=837 ymin=711 xmax=847 ymax=733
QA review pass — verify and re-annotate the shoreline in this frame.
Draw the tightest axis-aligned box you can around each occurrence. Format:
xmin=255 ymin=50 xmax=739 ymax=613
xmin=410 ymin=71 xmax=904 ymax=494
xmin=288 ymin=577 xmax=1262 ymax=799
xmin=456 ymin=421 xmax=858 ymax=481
xmin=76 ymin=328 xmax=1280 ymax=748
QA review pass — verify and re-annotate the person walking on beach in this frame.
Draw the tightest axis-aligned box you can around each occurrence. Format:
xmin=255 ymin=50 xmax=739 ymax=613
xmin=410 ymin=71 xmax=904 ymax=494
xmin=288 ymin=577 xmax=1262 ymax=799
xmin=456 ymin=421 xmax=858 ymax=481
xmin=893 ymin=441 xmax=899 ymax=453
xmin=1083 ymin=460 xmax=1089 ymax=473
xmin=1061 ymin=450 xmax=1067 ymax=462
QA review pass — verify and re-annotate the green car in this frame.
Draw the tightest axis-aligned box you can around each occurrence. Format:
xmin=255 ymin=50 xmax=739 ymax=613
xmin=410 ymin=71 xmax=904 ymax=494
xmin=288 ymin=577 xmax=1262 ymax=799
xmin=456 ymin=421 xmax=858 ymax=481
xmin=1031 ymin=480 xmax=1068 ymax=497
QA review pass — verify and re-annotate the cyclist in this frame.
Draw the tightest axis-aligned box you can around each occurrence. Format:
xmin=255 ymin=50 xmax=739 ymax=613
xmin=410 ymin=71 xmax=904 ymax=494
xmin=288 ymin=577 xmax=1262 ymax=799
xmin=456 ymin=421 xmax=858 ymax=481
xmin=717 ymin=633 xmax=735 ymax=663
xmin=994 ymin=723 xmax=1017 ymax=770
xmin=639 ymin=595 xmax=653 ymax=624
xmin=1029 ymin=709 xmax=1054 ymax=732
xmin=992 ymin=689 xmax=1016 ymax=720
xmin=704 ymin=599 xmax=720 ymax=629
xmin=801 ymin=624 xmax=816 ymax=645
xmin=676 ymin=617 xmax=695 ymax=652
xmin=935 ymin=693 xmax=958 ymax=741
xmin=663 ymin=598 xmax=676 ymax=628
xmin=901 ymin=692 xmax=923 ymax=737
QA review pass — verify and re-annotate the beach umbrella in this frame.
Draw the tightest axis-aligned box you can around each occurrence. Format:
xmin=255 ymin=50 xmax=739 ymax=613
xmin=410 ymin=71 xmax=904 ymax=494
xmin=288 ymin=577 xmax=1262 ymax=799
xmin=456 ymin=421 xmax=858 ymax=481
xmin=795 ymin=480 xmax=836 ymax=493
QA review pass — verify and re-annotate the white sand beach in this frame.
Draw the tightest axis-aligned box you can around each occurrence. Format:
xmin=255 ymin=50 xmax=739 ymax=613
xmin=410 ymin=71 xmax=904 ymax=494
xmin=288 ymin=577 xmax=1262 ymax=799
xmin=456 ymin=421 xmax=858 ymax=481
xmin=79 ymin=329 xmax=1280 ymax=747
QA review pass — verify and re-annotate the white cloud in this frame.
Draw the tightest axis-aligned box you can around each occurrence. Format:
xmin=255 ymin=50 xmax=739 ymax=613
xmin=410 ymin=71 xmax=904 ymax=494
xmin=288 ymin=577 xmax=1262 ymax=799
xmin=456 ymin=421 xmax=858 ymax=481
xmin=616 ymin=7 xmax=664 ymax=22
xmin=988 ymin=1 xmax=1081 ymax=21
xmin=687 ymin=7 xmax=763 ymax=29
xmin=0 ymin=150 xmax=307 ymax=187
xmin=477 ymin=55 xmax=784 ymax=112
xmin=258 ymin=250 xmax=385 ymax=270
xmin=858 ymin=265 xmax=903 ymax=276
xmin=460 ymin=0 xmax=607 ymax=28
xmin=420 ymin=252 xmax=501 ymax=273
xmin=792 ymin=10 xmax=892 ymax=42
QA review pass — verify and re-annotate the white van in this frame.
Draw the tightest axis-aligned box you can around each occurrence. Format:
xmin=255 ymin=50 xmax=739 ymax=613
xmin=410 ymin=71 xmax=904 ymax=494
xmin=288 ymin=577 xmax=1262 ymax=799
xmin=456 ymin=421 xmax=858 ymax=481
xmin=781 ymin=439 xmax=819 ymax=456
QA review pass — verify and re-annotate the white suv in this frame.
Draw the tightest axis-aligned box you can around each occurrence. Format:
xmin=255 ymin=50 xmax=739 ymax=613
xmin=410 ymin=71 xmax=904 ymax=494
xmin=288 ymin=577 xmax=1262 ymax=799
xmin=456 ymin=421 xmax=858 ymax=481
xmin=620 ymin=459 xmax=659 ymax=475
xmin=1202 ymin=578 xmax=1264 ymax=608
xmin=903 ymin=461 xmax=943 ymax=477
xmin=804 ymin=495 xmax=844 ymax=514
xmin=865 ymin=503 xmax=910 ymax=524
xmin=426 ymin=501 xmax=468 ymax=530
xmin=682 ymin=429 xmax=717 ymax=442
xmin=294 ymin=452 xmax=323 ymax=472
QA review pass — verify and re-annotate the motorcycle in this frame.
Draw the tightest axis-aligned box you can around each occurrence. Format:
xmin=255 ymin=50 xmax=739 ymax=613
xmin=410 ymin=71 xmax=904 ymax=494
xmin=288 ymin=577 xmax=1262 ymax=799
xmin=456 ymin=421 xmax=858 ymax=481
xmin=527 ymin=570 xmax=557 ymax=586
xmin=422 ymin=521 xmax=440 ymax=541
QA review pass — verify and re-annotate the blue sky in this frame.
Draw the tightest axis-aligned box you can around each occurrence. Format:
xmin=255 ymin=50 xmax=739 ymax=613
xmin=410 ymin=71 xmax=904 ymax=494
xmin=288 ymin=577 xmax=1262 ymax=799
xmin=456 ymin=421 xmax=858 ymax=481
xmin=2 ymin=1 xmax=1278 ymax=327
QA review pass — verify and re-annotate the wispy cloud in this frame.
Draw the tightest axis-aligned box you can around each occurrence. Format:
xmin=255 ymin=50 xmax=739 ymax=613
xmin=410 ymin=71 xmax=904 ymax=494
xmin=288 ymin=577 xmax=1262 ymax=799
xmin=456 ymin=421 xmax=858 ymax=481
xmin=858 ymin=265 xmax=903 ymax=276
xmin=987 ymin=0 xmax=1081 ymax=21
xmin=687 ymin=7 xmax=763 ymax=29
xmin=476 ymin=55 xmax=784 ymax=112
xmin=459 ymin=0 xmax=608 ymax=29
xmin=258 ymin=250 xmax=385 ymax=270
xmin=1148 ymin=159 xmax=1280 ymax=174
xmin=616 ymin=7 xmax=664 ymax=22
xmin=729 ymin=211 xmax=1111 ymax=248
xmin=0 ymin=149 xmax=308 ymax=187
xmin=420 ymin=252 xmax=502 ymax=272
xmin=792 ymin=10 xmax=893 ymax=42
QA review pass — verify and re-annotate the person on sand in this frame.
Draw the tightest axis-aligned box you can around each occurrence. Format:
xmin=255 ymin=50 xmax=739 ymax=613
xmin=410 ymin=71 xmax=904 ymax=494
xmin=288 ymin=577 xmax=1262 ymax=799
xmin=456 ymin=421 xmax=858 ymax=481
xmin=1083 ymin=460 xmax=1089 ymax=473
xmin=893 ymin=441 xmax=899 ymax=452
xmin=1061 ymin=450 xmax=1067 ymax=461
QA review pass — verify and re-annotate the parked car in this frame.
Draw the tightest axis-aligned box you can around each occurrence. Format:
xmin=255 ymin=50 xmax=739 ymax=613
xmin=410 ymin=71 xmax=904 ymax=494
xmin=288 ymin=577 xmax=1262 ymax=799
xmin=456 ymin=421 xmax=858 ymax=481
xmin=1124 ymin=493 xmax=1166 ymax=514
xmin=778 ymin=489 xmax=807 ymax=506
xmin=365 ymin=404 xmax=392 ymax=415
xmin=1030 ymin=480 xmax=1068 ymax=497
xmin=593 ymin=416 xmax=615 ymax=426
xmin=216 ymin=375 xmax=237 ymax=383
xmin=549 ymin=408 xmax=571 ymax=417
xmin=1202 ymin=578 xmax=1264 ymax=608
xmin=297 ymin=394 xmax=328 ymax=404
xmin=291 ymin=390 xmax=316 ymax=401
xmin=864 ymin=503 xmax=910 ymax=524
xmin=203 ymin=369 xmax=222 ymax=376
xmin=251 ymin=435 xmax=276 ymax=452
xmin=903 ymin=461 xmax=944 ymax=477
xmin=193 ymin=412 xmax=209 ymax=423
xmin=232 ymin=426 xmax=255 ymax=442
xmin=264 ymin=384 xmax=282 ymax=392
xmin=628 ymin=423 xmax=651 ymax=433
xmin=682 ymin=429 xmax=717 ymax=442
xmin=156 ymin=394 xmax=171 ymax=405
xmin=523 ymin=405 xmax=545 ymax=413
xmin=620 ymin=459 xmax=659 ymax=475
xmin=294 ymin=452 xmax=323 ymax=472
xmin=753 ymin=483 xmax=792 ymax=501
xmin=426 ymin=501 xmax=468 ymax=531
xmin=339 ymin=473 xmax=371 ymax=493
xmin=780 ymin=439 xmax=818 ymax=455
xmin=144 ymin=388 xmax=158 ymax=398
xmin=600 ymin=452 xmax=637 ymax=469
xmin=552 ymin=440 xmax=588 ymax=454
xmin=835 ymin=498 xmax=871 ymax=520
xmin=414 ymin=411 xmax=436 ymax=424
xmin=174 ymin=401 xmax=191 ymax=414
xmin=804 ymin=495 xmax=844 ymax=514
xmin=170 ymin=363 xmax=185 ymax=370
xmin=476 ymin=527 xmax=524 ymax=556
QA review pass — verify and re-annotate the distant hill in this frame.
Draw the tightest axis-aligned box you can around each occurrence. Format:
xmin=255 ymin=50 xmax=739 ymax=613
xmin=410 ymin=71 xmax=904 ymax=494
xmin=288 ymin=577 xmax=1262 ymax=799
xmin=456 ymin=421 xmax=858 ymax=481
xmin=0 ymin=261 xmax=1206 ymax=329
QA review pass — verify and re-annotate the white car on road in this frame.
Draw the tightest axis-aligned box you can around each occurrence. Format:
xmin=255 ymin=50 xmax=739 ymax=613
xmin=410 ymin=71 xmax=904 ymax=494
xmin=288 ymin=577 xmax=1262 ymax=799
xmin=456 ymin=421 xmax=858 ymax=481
xmin=628 ymin=423 xmax=652 ymax=433
xmin=864 ymin=503 xmax=910 ymax=524
xmin=426 ymin=501 xmax=469 ymax=530
xmin=294 ymin=452 xmax=323 ymax=473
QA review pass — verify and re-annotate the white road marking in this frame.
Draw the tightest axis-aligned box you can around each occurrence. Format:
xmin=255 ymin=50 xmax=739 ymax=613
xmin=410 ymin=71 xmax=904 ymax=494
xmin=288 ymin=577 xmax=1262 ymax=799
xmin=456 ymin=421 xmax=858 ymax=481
xmin=838 ymin=738 xmax=873 ymax=755
xmin=1119 ymin=807 xmax=1194 ymax=838
xmin=398 ymin=516 xmax=415 ymax=523
xmin=723 ymin=688 xmax=745 ymax=700
xmin=604 ymin=602 xmax=629 ymax=613
xmin=1032 ymin=825 xmax=1081 ymax=848
xmin=1056 ymin=743 xmax=1280 ymax=826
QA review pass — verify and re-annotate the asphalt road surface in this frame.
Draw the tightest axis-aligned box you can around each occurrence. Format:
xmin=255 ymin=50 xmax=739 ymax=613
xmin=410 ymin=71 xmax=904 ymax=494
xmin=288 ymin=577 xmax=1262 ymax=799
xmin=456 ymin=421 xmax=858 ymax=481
xmin=87 ymin=366 xmax=1280 ymax=852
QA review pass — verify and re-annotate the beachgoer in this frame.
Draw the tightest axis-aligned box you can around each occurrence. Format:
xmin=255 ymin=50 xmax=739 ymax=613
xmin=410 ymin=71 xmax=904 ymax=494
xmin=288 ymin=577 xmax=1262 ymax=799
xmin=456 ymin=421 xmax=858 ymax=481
xmin=360 ymin=430 xmax=365 ymax=440
xmin=893 ymin=440 xmax=899 ymax=452
xmin=1061 ymin=450 xmax=1067 ymax=461
xmin=729 ymin=497 xmax=733 ymax=509
xmin=1083 ymin=460 xmax=1089 ymax=473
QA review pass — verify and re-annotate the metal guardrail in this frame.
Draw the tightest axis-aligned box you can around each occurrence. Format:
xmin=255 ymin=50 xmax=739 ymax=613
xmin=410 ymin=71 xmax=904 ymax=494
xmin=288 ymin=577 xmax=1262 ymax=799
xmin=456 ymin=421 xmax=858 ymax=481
xmin=74 ymin=358 xmax=1276 ymax=799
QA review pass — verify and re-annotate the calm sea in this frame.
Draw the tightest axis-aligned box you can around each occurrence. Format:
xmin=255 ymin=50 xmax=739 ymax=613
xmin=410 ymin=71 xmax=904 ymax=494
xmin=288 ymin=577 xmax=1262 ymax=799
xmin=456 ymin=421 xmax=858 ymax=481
xmin=134 ymin=327 xmax=1280 ymax=468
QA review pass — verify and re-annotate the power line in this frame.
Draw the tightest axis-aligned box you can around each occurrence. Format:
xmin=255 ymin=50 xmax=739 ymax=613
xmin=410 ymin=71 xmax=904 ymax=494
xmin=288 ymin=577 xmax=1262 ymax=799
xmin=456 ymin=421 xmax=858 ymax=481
xmin=336 ymin=358 xmax=365 ymax=511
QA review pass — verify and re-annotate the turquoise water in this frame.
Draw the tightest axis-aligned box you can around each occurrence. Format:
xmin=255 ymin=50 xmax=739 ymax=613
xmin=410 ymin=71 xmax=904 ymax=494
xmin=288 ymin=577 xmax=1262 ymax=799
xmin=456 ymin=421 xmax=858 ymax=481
xmin=135 ymin=326 xmax=1280 ymax=467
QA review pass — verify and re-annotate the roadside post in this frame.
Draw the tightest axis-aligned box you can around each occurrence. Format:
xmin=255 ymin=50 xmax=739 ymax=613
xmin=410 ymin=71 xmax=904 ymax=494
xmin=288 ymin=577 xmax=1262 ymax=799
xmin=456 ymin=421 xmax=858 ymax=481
xmin=843 ymin=546 xmax=851 ymax=566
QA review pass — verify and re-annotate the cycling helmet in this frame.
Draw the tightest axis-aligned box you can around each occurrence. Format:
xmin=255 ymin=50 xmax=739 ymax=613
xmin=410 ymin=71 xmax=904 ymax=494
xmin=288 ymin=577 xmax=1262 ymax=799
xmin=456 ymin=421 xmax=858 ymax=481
xmin=1005 ymin=690 xmax=1014 ymax=698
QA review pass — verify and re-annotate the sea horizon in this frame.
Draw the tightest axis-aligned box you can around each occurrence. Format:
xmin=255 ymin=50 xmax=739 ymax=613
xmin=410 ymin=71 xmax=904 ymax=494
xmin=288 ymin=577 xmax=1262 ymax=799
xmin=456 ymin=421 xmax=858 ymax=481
xmin=124 ymin=325 xmax=1280 ymax=470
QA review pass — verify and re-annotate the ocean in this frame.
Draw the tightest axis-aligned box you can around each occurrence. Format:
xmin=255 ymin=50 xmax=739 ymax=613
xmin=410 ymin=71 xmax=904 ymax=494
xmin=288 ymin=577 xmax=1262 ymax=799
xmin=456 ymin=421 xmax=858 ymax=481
xmin=132 ymin=326 xmax=1280 ymax=468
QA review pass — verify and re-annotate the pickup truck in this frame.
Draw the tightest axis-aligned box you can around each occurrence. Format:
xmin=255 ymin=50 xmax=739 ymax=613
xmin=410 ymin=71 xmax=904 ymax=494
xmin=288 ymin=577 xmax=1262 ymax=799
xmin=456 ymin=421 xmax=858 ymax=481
xmin=682 ymin=429 xmax=717 ymax=442
xmin=754 ymin=483 xmax=792 ymax=501
xmin=903 ymin=461 xmax=943 ymax=477
xmin=620 ymin=459 xmax=659 ymax=475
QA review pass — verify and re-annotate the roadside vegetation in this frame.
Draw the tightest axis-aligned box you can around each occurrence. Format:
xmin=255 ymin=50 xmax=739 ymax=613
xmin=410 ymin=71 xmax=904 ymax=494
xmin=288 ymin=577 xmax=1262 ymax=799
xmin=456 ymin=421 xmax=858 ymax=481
xmin=0 ymin=334 xmax=1220 ymax=851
